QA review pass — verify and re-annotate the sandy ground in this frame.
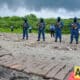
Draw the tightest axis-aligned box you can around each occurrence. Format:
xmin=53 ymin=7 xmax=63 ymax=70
xmin=0 ymin=32 xmax=80 ymax=66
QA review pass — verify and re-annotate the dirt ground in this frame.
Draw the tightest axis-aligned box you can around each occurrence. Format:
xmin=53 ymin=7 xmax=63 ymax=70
xmin=0 ymin=33 xmax=80 ymax=66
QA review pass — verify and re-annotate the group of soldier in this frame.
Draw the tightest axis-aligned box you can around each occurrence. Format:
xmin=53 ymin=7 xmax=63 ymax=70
xmin=22 ymin=17 xmax=80 ymax=44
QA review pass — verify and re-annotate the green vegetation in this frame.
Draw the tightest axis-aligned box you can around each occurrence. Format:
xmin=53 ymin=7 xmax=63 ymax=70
xmin=0 ymin=14 xmax=79 ymax=34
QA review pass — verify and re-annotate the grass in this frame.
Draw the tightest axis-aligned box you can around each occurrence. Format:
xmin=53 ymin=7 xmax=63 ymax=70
xmin=0 ymin=28 xmax=22 ymax=33
xmin=0 ymin=28 xmax=38 ymax=34
xmin=0 ymin=27 xmax=70 ymax=34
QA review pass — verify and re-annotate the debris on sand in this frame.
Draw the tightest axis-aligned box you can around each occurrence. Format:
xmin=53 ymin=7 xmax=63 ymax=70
xmin=64 ymin=47 xmax=72 ymax=51
xmin=52 ymin=46 xmax=78 ymax=51
xmin=51 ymin=57 xmax=55 ymax=60
xmin=0 ymin=33 xmax=80 ymax=73
xmin=0 ymin=34 xmax=2 ymax=36
xmin=60 ymin=56 xmax=72 ymax=61
xmin=0 ymin=45 xmax=2 ymax=49
xmin=54 ymin=46 xmax=59 ymax=49
xmin=0 ymin=53 xmax=12 ymax=58
xmin=0 ymin=65 xmax=45 ymax=80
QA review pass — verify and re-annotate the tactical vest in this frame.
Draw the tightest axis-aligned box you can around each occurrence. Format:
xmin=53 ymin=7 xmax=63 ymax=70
xmin=39 ymin=22 xmax=45 ymax=30
xmin=71 ymin=23 xmax=78 ymax=29
xmin=55 ymin=22 xmax=61 ymax=28
xmin=23 ymin=22 xmax=29 ymax=28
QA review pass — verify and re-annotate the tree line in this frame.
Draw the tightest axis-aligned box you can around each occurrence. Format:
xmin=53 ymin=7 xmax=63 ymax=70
xmin=0 ymin=14 xmax=80 ymax=34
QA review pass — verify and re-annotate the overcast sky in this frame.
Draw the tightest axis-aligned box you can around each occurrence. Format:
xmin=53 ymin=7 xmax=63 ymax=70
xmin=0 ymin=0 xmax=80 ymax=18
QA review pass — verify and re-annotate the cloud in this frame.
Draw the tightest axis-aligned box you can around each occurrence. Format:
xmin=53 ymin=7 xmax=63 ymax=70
xmin=0 ymin=0 xmax=80 ymax=11
xmin=0 ymin=0 xmax=80 ymax=18
xmin=0 ymin=4 xmax=80 ymax=19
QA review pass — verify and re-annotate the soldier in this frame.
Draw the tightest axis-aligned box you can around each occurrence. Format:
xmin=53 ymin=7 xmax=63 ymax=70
xmin=55 ymin=17 xmax=64 ymax=42
xmin=70 ymin=17 xmax=80 ymax=44
xmin=50 ymin=23 xmax=55 ymax=38
xmin=10 ymin=25 xmax=14 ymax=32
xmin=22 ymin=18 xmax=29 ymax=40
xmin=37 ymin=18 xmax=45 ymax=41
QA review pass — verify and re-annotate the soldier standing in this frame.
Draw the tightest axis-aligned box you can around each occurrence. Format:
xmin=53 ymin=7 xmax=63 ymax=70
xmin=55 ymin=17 xmax=64 ymax=42
xmin=70 ymin=17 xmax=80 ymax=44
xmin=22 ymin=19 xmax=29 ymax=40
xmin=37 ymin=18 xmax=45 ymax=41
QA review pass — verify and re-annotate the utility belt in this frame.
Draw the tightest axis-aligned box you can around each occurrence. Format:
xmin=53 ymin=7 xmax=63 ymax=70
xmin=39 ymin=27 xmax=44 ymax=30
xmin=23 ymin=27 xmax=28 ymax=30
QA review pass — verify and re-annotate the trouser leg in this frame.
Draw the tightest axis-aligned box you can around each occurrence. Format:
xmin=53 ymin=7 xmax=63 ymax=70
xmin=55 ymin=32 xmax=58 ymax=42
xmin=75 ymin=33 xmax=79 ymax=44
xmin=25 ymin=30 xmax=28 ymax=40
xmin=53 ymin=31 xmax=55 ymax=37
xmin=51 ymin=31 xmax=53 ymax=38
xmin=42 ymin=30 xmax=45 ymax=41
xmin=70 ymin=33 xmax=74 ymax=44
xmin=59 ymin=33 xmax=62 ymax=42
xmin=23 ymin=29 xmax=25 ymax=39
xmin=38 ymin=30 xmax=41 ymax=41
